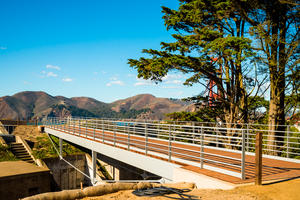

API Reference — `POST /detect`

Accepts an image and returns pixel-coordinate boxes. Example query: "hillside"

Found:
[111,94,194,119]
[0,91,193,120]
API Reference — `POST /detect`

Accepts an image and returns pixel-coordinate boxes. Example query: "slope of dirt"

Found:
[0,96,29,119]
[110,94,193,119]
[82,179,300,200]
[12,125,43,142]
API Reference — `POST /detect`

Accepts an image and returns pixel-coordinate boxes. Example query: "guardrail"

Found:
[43,117,300,180]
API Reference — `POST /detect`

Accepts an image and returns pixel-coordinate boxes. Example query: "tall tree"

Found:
[128,0,265,133]
[235,0,299,154]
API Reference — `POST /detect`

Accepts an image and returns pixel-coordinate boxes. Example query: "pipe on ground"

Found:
[22,182,195,200]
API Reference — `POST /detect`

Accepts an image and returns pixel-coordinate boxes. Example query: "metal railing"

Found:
[43,117,300,180]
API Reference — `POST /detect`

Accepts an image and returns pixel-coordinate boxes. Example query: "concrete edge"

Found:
[173,167,236,190]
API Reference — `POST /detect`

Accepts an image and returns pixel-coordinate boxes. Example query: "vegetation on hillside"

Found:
[167,96,270,124]
[49,104,97,118]
[0,144,19,162]
[46,103,153,119]
[32,134,83,159]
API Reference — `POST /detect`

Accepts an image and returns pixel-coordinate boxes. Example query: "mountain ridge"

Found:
[0,91,194,120]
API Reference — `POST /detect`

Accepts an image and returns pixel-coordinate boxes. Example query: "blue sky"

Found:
[0,0,204,103]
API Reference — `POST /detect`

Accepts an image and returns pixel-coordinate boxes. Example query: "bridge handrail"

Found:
[43,117,300,180]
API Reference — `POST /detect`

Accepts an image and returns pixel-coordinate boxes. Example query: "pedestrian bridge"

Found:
[44,117,300,188]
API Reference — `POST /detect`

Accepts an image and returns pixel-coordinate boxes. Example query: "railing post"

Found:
[192,122,195,144]
[79,120,81,136]
[246,124,249,152]
[241,129,246,180]
[157,124,160,138]
[113,123,116,147]
[124,123,126,134]
[145,124,148,155]
[216,127,219,148]
[73,119,75,134]
[85,120,88,138]
[255,131,262,185]
[168,125,172,161]
[287,125,290,158]
[102,120,105,142]
[200,126,204,168]
[64,119,66,132]
[93,120,96,140]
[128,124,130,150]
[134,122,136,135]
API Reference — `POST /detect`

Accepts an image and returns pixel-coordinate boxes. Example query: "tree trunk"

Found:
[267,2,287,156]
[268,84,285,155]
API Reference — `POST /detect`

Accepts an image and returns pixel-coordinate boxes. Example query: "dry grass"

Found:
[12,125,43,142]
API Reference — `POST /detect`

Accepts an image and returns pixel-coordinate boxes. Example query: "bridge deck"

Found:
[47,125,300,184]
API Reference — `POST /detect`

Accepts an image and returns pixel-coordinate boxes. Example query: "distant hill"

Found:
[0,91,194,120]
[111,94,194,119]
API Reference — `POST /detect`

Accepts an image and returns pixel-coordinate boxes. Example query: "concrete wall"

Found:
[0,171,51,200]
[0,134,15,143]
[43,154,89,190]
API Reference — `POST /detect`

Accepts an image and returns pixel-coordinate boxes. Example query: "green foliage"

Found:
[49,104,150,119]
[166,108,221,122]
[128,0,262,125]
[115,108,151,118]
[285,94,300,118]
[32,135,83,159]
[128,0,298,128]
[49,104,97,118]
[247,96,269,122]
[0,144,19,162]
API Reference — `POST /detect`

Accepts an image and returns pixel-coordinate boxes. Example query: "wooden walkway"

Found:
[48,125,300,184]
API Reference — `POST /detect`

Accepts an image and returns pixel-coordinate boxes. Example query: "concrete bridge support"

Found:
[96,153,160,181]
[59,137,63,159]
[92,150,97,184]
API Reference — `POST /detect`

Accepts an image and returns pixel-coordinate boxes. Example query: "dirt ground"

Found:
[82,178,300,200]
[12,125,43,142]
